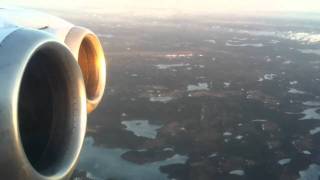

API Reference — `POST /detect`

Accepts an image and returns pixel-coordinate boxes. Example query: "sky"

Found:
[3,0,320,14]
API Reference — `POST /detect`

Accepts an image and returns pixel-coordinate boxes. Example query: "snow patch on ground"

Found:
[187,83,209,91]
[288,88,305,94]
[229,170,245,176]
[208,153,218,158]
[150,96,173,103]
[163,147,174,152]
[239,30,320,44]
[121,120,162,139]
[290,81,298,85]
[205,40,216,44]
[309,127,320,135]
[286,32,320,44]
[224,82,231,88]
[283,60,292,64]
[264,74,277,80]
[302,150,312,155]
[270,40,280,44]
[155,63,190,70]
[264,56,272,62]
[278,158,291,165]
[252,119,268,122]
[223,132,232,136]
[226,41,264,47]
[303,101,320,106]
[300,108,320,120]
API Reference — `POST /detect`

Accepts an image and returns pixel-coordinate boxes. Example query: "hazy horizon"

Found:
[3,0,320,16]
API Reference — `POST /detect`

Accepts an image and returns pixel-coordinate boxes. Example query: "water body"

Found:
[236,30,320,44]
[77,137,188,180]
[298,164,320,180]
[299,108,320,120]
[299,49,320,56]
[303,101,320,106]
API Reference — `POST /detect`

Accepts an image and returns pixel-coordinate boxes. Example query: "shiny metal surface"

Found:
[0,7,73,41]
[0,7,106,179]
[65,27,107,113]
[0,19,19,43]
[0,7,108,113]
[0,28,87,180]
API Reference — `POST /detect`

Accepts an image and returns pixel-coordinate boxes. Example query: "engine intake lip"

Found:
[18,42,85,177]
[65,27,108,113]
[0,29,86,180]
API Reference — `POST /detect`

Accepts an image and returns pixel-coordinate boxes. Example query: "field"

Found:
[57,11,320,180]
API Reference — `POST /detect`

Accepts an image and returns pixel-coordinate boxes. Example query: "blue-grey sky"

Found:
[3,0,320,14]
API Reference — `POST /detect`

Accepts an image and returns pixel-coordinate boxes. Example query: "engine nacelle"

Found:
[0,7,108,113]
[65,27,107,113]
[0,28,87,180]
[0,7,107,180]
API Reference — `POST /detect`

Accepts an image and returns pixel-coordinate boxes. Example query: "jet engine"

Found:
[0,7,108,113]
[0,8,107,180]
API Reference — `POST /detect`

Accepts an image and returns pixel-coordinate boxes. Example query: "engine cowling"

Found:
[0,7,108,113]
[0,7,107,179]
[0,28,87,179]
[65,27,107,113]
